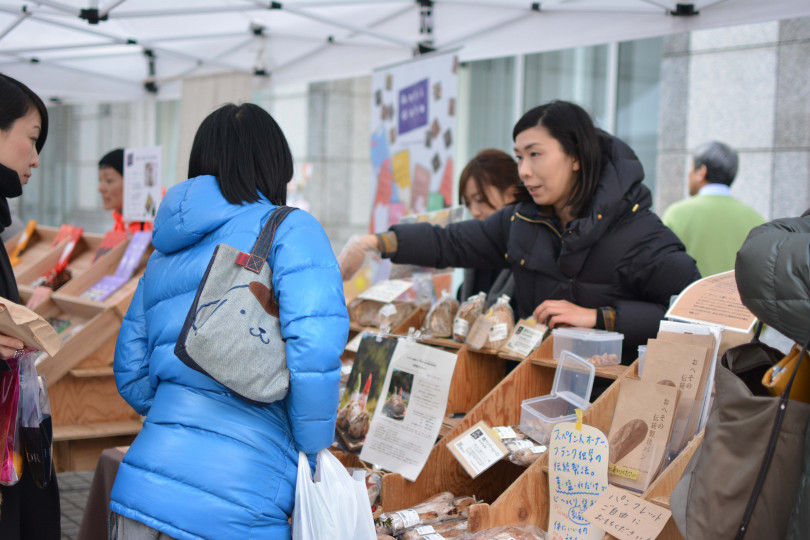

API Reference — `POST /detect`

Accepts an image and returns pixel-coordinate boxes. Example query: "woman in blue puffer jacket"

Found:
[109,103,349,539]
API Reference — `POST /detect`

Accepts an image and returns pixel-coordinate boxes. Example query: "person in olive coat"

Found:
[339,101,700,362]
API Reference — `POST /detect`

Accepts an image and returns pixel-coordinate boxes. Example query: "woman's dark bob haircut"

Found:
[512,100,602,217]
[458,148,522,208]
[0,73,49,153]
[188,103,293,206]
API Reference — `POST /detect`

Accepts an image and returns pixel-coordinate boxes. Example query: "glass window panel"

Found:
[464,56,516,158]
[522,45,609,129]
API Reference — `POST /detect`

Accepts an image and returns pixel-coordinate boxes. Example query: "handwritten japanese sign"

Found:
[548,422,609,540]
[583,485,671,540]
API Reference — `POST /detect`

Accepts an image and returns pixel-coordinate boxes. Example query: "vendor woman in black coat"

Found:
[340,100,700,362]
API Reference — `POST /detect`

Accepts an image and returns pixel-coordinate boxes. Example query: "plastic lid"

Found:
[552,326,624,341]
[551,350,596,409]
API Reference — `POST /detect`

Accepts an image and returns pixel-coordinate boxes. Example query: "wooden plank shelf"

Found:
[69,366,114,378]
[53,419,142,442]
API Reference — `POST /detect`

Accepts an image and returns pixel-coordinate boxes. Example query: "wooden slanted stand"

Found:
[6,225,152,471]
[359,336,699,539]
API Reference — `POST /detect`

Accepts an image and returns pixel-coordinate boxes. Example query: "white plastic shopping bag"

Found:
[292,449,376,540]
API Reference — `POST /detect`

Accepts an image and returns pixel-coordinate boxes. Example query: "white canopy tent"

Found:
[1,0,809,102]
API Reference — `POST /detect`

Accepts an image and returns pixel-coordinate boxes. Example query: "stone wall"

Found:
[656,16,810,220]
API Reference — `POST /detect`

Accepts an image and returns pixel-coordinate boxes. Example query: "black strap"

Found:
[736,329,810,539]
[244,206,296,274]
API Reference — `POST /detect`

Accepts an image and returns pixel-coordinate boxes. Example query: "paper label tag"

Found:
[504,322,546,357]
[424,535,445,540]
[608,463,640,480]
[357,279,412,303]
[453,318,470,338]
[510,439,534,450]
[530,445,547,454]
[345,332,365,353]
[489,322,509,342]
[492,426,517,440]
[395,509,421,528]
[465,317,492,350]
[415,525,436,534]
[452,426,506,476]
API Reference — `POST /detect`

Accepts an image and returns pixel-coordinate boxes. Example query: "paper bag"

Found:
[0,297,62,356]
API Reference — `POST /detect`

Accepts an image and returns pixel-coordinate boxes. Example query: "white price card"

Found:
[357,279,412,303]
[448,420,507,478]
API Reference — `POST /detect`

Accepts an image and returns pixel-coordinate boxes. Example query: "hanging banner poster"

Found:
[369,50,459,234]
[123,146,163,223]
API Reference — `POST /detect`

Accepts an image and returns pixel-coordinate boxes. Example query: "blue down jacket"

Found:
[110,175,348,539]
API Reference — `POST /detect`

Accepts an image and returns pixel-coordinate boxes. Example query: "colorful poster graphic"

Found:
[370,50,459,233]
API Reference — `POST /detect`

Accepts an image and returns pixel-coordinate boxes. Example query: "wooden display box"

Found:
[14,230,106,298]
[51,235,153,318]
[378,337,695,539]
[20,290,122,387]
[4,224,63,279]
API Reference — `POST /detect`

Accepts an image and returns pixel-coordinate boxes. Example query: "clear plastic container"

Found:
[519,351,596,444]
[552,327,624,363]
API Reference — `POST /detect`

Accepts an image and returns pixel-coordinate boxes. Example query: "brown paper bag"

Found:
[0,296,62,356]
[607,377,679,492]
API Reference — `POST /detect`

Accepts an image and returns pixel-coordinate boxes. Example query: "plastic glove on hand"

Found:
[337,234,380,281]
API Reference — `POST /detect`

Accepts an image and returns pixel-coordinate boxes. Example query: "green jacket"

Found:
[663,193,764,277]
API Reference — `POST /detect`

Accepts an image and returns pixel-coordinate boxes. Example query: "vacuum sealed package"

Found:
[453,292,486,342]
[422,290,459,338]
[484,295,515,350]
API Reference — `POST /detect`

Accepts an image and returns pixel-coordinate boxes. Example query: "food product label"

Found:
[489,323,509,342]
[424,535,445,540]
[453,318,469,338]
[452,426,506,476]
[608,463,640,480]
[503,322,546,357]
[415,525,436,534]
[492,426,517,440]
[395,509,420,528]
[530,445,547,454]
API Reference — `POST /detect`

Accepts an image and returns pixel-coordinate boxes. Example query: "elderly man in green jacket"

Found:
[663,141,764,277]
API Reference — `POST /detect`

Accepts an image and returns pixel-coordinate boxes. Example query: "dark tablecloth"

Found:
[77,446,127,540]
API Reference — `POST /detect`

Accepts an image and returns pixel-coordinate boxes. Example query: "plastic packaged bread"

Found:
[484,295,514,350]
[453,292,486,342]
[422,290,459,338]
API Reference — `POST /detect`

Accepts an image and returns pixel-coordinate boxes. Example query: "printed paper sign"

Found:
[665,270,756,333]
[398,78,429,134]
[357,279,412,304]
[123,146,163,223]
[448,420,507,478]
[548,422,610,540]
[583,485,672,540]
[360,339,458,481]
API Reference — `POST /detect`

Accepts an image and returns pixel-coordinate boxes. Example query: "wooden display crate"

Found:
[51,235,153,318]
[4,224,63,279]
[377,336,695,539]
[15,229,106,298]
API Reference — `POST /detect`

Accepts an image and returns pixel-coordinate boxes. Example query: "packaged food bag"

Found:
[453,292,486,342]
[422,290,459,338]
[484,295,515,350]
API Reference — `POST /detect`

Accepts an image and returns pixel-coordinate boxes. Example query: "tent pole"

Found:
[0,12,30,43]
[280,4,414,48]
